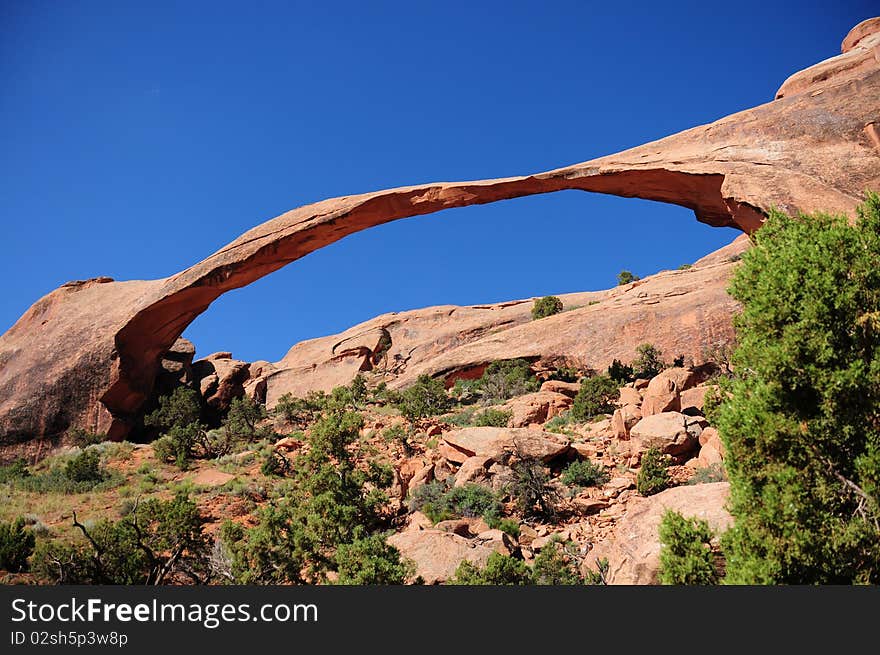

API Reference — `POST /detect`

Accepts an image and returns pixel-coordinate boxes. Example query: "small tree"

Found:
[658,510,719,585]
[64,449,105,484]
[561,459,608,488]
[607,359,634,384]
[570,374,617,421]
[510,456,559,519]
[632,343,666,379]
[617,270,640,285]
[397,375,451,422]
[532,295,564,320]
[532,539,584,585]
[717,195,880,584]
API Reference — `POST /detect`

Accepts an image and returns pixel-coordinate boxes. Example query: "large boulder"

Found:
[584,482,732,584]
[629,412,702,458]
[387,529,497,584]
[441,427,570,463]
[502,391,572,427]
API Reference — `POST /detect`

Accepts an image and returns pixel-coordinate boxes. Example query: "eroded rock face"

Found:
[1,18,878,444]
[387,529,496,584]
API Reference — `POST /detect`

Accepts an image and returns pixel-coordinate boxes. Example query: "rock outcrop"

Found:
[1,19,878,444]
[583,482,732,585]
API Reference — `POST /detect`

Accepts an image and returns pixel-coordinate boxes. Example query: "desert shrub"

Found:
[673,355,686,367]
[561,459,608,488]
[486,516,520,538]
[145,388,208,469]
[478,359,540,403]
[409,481,502,524]
[717,194,880,584]
[446,407,477,426]
[543,412,573,435]
[607,359,634,384]
[64,449,104,483]
[275,390,329,427]
[221,396,271,444]
[335,534,413,585]
[396,375,451,422]
[531,295,563,320]
[632,343,666,379]
[151,422,203,469]
[474,408,511,427]
[32,493,209,584]
[583,557,610,585]
[0,458,31,483]
[570,374,617,421]
[145,386,202,432]
[532,539,584,585]
[218,410,402,584]
[658,510,719,585]
[382,424,410,448]
[510,458,559,519]
[548,366,580,383]
[260,450,290,477]
[617,270,639,285]
[0,517,35,572]
[449,552,532,585]
[637,447,670,496]
[688,463,727,485]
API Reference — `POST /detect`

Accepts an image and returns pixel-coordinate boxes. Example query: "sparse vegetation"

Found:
[474,408,511,427]
[637,447,670,496]
[449,552,532,585]
[531,295,563,320]
[510,457,559,519]
[410,481,502,525]
[607,359,634,384]
[688,463,727,485]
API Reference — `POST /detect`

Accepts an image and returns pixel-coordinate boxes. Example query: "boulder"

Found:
[618,387,642,406]
[629,411,701,458]
[680,385,715,414]
[441,427,570,463]
[583,482,732,584]
[540,380,581,398]
[453,455,494,487]
[502,391,572,427]
[611,404,642,439]
[688,427,725,469]
[387,530,496,584]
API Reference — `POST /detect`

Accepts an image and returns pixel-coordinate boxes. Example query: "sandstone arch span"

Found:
[1,18,878,443]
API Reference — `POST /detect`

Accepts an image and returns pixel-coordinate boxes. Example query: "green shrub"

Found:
[658,510,719,585]
[637,447,670,496]
[532,540,584,585]
[221,396,271,445]
[717,194,880,584]
[409,481,502,524]
[486,516,520,538]
[544,411,573,434]
[478,359,540,403]
[335,534,413,585]
[561,459,609,488]
[617,270,639,285]
[0,517,35,572]
[632,343,666,379]
[531,295,563,320]
[449,552,532,585]
[474,408,511,427]
[548,366,580,383]
[570,374,617,421]
[275,390,329,427]
[145,386,202,432]
[260,450,290,477]
[607,359,634,384]
[64,449,104,483]
[396,375,451,422]
[677,263,693,270]
[0,458,31,483]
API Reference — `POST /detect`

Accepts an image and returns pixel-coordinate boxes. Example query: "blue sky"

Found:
[1,1,874,362]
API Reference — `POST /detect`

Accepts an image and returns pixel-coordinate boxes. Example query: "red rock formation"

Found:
[1,19,877,444]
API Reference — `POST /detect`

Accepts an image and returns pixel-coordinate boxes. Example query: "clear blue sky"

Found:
[1,1,874,362]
